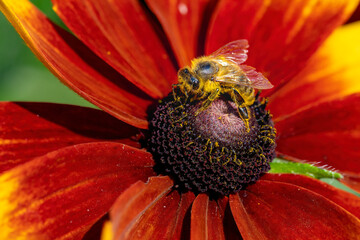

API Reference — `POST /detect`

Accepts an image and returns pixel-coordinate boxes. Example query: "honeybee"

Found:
[173,40,273,131]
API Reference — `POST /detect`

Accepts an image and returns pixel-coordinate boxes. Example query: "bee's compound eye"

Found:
[180,68,190,75]
[179,68,191,79]
[190,75,200,90]
[197,61,216,76]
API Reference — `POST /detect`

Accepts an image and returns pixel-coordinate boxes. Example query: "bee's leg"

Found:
[172,84,181,101]
[172,83,189,104]
[183,87,189,101]
[240,106,252,132]
[255,90,261,99]
[231,88,250,132]
[195,88,220,116]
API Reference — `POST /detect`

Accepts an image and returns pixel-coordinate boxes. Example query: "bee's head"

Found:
[178,67,200,90]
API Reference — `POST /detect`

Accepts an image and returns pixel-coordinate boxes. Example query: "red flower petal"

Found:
[191,194,226,240]
[110,176,195,240]
[221,198,243,240]
[230,180,360,240]
[206,0,358,90]
[0,102,141,173]
[146,0,214,66]
[262,174,360,219]
[0,142,156,240]
[275,94,360,179]
[269,22,360,119]
[0,0,153,129]
[52,0,177,98]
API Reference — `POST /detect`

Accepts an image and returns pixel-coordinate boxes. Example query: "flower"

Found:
[1,0,360,239]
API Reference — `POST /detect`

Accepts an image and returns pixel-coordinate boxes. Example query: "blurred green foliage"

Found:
[0,0,93,107]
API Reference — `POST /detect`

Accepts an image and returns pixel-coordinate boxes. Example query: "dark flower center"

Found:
[147,89,276,196]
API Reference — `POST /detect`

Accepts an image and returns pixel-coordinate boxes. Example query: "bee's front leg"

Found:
[172,84,180,101]
[195,88,220,116]
[172,83,189,103]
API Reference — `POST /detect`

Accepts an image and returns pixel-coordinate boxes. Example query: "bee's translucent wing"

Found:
[213,72,250,85]
[214,65,273,89]
[210,40,273,89]
[210,40,249,65]
[239,65,273,89]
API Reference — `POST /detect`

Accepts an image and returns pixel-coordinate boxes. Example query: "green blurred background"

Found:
[0,0,93,107]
